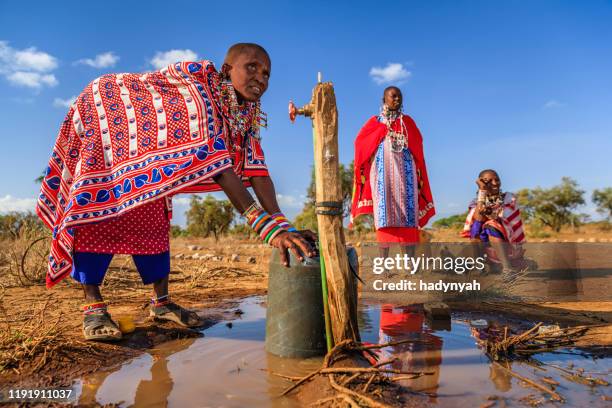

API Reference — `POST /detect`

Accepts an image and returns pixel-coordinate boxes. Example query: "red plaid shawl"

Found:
[461,192,526,243]
[37,61,268,287]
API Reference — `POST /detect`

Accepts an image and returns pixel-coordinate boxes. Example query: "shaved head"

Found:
[382,86,402,111]
[479,169,499,178]
[383,86,402,97]
[224,43,270,65]
[477,169,501,194]
[221,43,271,102]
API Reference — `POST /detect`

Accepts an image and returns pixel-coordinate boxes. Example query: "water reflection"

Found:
[77,338,195,407]
[75,297,610,408]
[375,305,443,402]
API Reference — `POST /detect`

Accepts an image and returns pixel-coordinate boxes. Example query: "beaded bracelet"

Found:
[477,190,487,204]
[271,212,298,232]
[243,201,264,224]
[242,202,291,244]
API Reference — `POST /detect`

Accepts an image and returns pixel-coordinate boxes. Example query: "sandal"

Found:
[83,312,122,342]
[149,302,202,327]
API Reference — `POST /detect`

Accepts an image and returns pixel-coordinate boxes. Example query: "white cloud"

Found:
[0,195,37,213]
[9,45,57,72]
[369,63,412,85]
[75,51,119,68]
[543,99,565,109]
[149,49,198,69]
[276,194,303,209]
[53,95,77,108]
[0,41,59,89]
[172,196,192,205]
[7,71,57,88]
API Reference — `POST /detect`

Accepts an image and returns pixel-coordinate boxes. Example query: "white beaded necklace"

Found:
[381,105,407,152]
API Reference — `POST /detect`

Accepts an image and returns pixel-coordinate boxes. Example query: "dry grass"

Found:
[0,225,50,287]
[0,296,106,376]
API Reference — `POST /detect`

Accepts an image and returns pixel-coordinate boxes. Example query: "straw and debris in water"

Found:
[480,322,591,360]
[274,323,609,407]
[273,339,436,408]
[473,322,610,403]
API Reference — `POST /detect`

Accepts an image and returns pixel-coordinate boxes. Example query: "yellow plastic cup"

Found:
[116,316,135,334]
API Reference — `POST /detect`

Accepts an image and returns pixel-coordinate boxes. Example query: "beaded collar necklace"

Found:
[484,191,504,208]
[209,71,268,147]
[380,105,406,152]
[219,80,267,134]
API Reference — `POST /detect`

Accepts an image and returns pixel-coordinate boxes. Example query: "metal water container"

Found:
[265,249,326,358]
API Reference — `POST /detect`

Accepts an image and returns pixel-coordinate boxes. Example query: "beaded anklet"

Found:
[83,302,108,315]
[151,295,171,307]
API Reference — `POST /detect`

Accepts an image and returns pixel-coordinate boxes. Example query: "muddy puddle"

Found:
[72,297,610,407]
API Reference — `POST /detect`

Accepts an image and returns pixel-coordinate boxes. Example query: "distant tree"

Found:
[170,225,186,238]
[229,222,256,239]
[432,212,468,229]
[517,177,585,232]
[186,195,235,241]
[515,188,534,221]
[350,214,375,235]
[293,162,354,232]
[592,188,612,221]
[294,204,318,232]
[0,212,45,240]
[339,162,355,218]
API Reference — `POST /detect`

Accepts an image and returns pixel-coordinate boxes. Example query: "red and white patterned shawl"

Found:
[461,192,526,243]
[37,60,268,287]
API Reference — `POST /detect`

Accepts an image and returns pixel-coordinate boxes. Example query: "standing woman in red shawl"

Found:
[350,87,435,258]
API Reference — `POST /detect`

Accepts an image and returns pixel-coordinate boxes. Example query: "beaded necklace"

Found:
[484,191,505,218]
[381,105,406,152]
[211,73,268,152]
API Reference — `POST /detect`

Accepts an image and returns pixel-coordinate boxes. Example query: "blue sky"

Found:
[1,0,611,226]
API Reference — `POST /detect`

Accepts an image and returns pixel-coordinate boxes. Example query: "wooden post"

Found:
[312,83,360,343]
[290,82,360,344]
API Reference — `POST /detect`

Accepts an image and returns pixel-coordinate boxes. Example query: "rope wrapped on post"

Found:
[315,201,344,216]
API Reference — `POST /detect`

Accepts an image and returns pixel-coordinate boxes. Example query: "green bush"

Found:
[0,212,45,240]
[432,212,467,229]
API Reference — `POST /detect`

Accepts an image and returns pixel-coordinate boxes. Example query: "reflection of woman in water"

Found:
[79,338,196,406]
[469,326,512,392]
[377,305,443,401]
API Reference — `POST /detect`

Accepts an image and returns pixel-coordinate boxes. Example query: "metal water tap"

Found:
[288,100,313,123]
[288,72,323,123]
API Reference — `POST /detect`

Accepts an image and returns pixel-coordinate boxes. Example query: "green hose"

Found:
[319,247,333,351]
[312,125,333,352]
